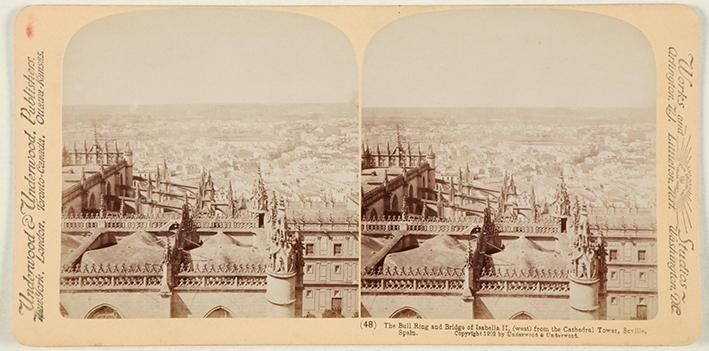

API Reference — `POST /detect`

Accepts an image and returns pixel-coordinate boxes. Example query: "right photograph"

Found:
[360,9,657,320]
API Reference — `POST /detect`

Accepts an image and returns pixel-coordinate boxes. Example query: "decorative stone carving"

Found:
[267,194,301,275]
[252,166,269,212]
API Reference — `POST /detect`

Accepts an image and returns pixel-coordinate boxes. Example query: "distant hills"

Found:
[363,107,654,124]
[63,103,356,123]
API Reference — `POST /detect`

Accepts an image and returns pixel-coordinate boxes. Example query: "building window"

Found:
[333,290,340,297]
[637,250,646,262]
[639,272,646,281]
[305,243,314,255]
[610,297,617,305]
[609,249,618,261]
[333,243,343,256]
[610,271,617,279]
[334,265,341,274]
[306,290,312,298]
[306,264,313,273]
[638,297,645,304]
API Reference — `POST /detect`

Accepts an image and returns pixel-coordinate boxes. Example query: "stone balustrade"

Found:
[60,263,268,292]
[288,218,359,233]
[61,213,358,233]
[175,273,267,290]
[177,263,266,274]
[477,267,569,296]
[477,280,570,296]
[479,267,568,281]
[361,217,480,235]
[60,263,163,291]
[495,220,562,234]
[361,265,571,296]
[361,265,465,294]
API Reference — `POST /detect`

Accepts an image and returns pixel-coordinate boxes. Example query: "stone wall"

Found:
[473,295,570,320]
[361,294,471,319]
[61,291,171,318]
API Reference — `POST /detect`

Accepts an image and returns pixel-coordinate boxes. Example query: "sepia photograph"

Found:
[9,3,705,347]
[59,9,360,319]
[360,9,657,320]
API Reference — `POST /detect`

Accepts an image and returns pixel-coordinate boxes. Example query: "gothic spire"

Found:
[395,124,402,151]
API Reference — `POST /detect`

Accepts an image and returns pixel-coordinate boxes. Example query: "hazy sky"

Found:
[64,9,356,105]
[364,9,655,109]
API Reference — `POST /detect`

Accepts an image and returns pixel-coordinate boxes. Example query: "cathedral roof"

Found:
[186,232,266,266]
[361,166,405,193]
[361,236,385,258]
[383,234,467,269]
[61,234,86,265]
[81,230,172,266]
[490,237,567,270]
[62,165,104,190]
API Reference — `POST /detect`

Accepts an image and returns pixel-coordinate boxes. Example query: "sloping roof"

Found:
[81,230,170,266]
[361,167,404,193]
[61,234,85,265]
[186,231,265,265]
[383,234,467,268]
[490,237,566,270]
[361,236,385,258]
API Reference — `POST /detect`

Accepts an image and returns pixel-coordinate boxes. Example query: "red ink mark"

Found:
[25,22,33,39]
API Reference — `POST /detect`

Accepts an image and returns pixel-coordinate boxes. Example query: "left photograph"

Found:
[59,10,360,319]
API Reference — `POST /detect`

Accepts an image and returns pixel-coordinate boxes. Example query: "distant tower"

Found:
[265,194,300,318]
[568,200,603,320]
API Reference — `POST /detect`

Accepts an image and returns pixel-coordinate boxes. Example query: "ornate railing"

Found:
[193,217,257,230]
[60,263,163,291]
[60,263,268,291]
[62,213,358,233]
[288,218,358,233]
[479,267,568,280]
[361,217,480,235]
[477,280,569,295]
[477,267,569,296]
[495,218,562,234]
[361,217,564,235]
[176,263,266,274]
[175,263,267,290]
[361,266,465,294]
[361,266,571,296]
